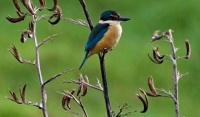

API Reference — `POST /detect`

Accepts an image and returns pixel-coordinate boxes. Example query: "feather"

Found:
[85,23,109,50]
[79,51,89,70]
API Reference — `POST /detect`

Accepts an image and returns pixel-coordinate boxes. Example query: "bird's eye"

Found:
[110,15,119,20]
[111,15,119,18]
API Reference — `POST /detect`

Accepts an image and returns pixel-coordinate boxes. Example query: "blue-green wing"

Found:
[85,23,109,51]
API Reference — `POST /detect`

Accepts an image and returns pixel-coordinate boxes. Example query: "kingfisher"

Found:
[79,10,130,69]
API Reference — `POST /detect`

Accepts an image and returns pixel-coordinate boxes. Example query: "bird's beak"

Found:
[117,17,130,21]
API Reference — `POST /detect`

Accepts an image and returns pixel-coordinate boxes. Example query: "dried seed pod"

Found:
[153,47,165,60]
[9,90,22,104]
[81,76,89,96]
[151,30,164,42]
[48,0,58,11]
[77,75,83,96]
[21,29,33,43]
[153,48,164,64]
[62,95,69,110]
[81,84,88,96]
[13,0,24,14]
[185,40,191,59]
[77,84,83,96]
[48,6,62,25]
[163,29,173,39]
[19,84,27,102]
[148,77,160,96]
[62,90,75,110]
[148,53,159,64]
[20,0,34,15]
[29,21,34,32]
[39,0,46,9]
[6,14,27,23]
[136,91,148,113]
[9,46,23,63]
[148,47,164,64]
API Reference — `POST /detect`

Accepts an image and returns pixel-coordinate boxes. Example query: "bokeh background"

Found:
[0,0,199,117]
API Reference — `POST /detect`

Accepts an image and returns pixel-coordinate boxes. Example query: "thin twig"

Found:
[64,18,89,28]
[38,33,64,47]
[78,97,88,117]
[156,88,176,100]
[64,79,103,92]
[5,96,42,108]
[43,68,75,86]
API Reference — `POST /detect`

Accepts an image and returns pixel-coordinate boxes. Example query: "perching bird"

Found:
[79,10,130,69]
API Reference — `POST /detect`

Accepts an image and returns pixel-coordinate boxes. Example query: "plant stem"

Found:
[167,30,180,117]
[32,15,48,117]
[79,0,93,30]
[99,53,112,117]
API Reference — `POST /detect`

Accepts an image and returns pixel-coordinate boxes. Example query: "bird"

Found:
[79,10,130,69]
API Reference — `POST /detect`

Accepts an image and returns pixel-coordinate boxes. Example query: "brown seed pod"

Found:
[19,84,27,102]
[39,0,46,9]
[13,0,24,14]
[136,91,148,113]
[6,14,27,23]
[48,6,62,25]
[185,40,191,59]
[48,0,58,11]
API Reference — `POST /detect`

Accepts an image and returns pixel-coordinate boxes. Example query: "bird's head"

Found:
[100,10,130,23]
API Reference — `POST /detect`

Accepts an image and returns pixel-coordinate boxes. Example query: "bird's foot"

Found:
[103,48,108,54]
[99,48,108,58]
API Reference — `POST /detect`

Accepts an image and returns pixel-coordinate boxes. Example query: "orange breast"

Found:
[88,24,122,57]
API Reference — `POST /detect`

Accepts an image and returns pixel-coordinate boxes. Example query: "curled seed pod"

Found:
[148,77,160,96]
[6,14,27,23]
[20,0,34,15]
[152,47,164,64]
[48,6,62,25]
[62,95,71,110]
[148,47,164,64]
[153,47,165,60]
[163,29,173,39]
[9,90,22,104]
[62,90,75,110]
[77,75,83,96]
[39,0,46,9]
[136,91,148,113]
[148,53,159,64]
[151,30,164,42]
[13,0,24,14]
[81,84,88,96]
[21,29,33,43]
[185,40,191,59]
[9,46,23,63]
[77,84,83,96]
[19,84,27,103]
[29,21,34,32]
[82,76,89,96]
[62,95,68,110]
[48,0,58,11]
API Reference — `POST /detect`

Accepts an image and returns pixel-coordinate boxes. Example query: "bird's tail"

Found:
[79,52,89,70]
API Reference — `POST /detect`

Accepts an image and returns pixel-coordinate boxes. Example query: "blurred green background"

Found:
[0,0,199,117]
